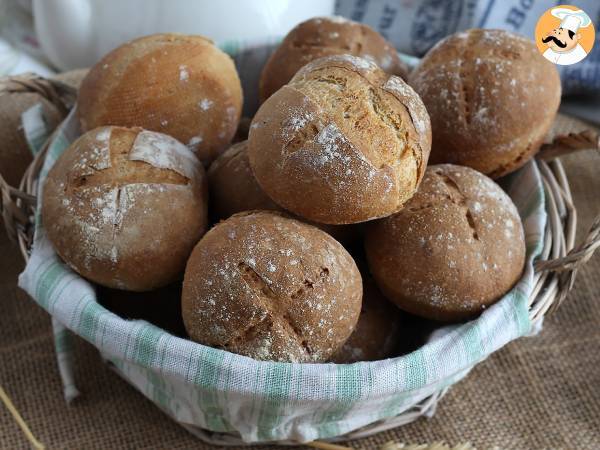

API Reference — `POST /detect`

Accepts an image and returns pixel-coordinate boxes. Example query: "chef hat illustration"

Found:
[551,8,592,33]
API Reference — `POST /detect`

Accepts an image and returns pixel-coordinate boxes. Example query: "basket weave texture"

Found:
[1,74,599,445]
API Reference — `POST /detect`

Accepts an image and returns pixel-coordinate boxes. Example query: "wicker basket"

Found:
[1,74,599,446]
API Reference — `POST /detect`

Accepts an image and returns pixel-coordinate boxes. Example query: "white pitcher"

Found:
[33,0,334,70]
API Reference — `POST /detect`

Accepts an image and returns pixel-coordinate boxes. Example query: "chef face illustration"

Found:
[536,7,594,66]
[542,26,580,53]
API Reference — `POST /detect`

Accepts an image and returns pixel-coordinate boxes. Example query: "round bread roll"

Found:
[43,126,208,291]
[182,211,363,362]
[409,29,561,178]
[259,16,408,102]
[208,140,359,243]
[0,86,64,186]
[330,279,401,363]
[365,164,526,322]
[78,33,243,165]
[249,55,431,225]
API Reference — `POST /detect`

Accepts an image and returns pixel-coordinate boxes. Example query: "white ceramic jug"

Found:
[33,0,334,70]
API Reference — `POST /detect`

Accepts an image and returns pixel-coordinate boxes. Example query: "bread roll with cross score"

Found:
[182,211,363,363]
[365,164,526,322]
[78,33,243,166]
[259,16,409,102]
[249,54,432,225]
[42,126,208,291]
[409,28,561,178]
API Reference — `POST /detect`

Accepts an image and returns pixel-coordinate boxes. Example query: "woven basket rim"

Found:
[1,73,599,444]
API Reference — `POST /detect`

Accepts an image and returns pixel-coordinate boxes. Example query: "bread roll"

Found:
[330,279,401,363]
[259,16,408,102]
[409,29,561,178]
[79,33,243,165]
[43,126,208,291]
[207,140,359,243]
[249,55,431,225]
[365,164,526,321]
[182,211,362,362]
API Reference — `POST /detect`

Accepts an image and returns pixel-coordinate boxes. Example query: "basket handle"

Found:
[534,129,600,289]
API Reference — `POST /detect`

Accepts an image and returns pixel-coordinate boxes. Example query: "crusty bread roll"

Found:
[0,87,64,186]
[259,16,408,102]
[409,29,561,178]
[78,33,243,165]
[249,55,431,225]
[43,126,208,291]
[365,164,526,322]
[330,278,401,363]
[182,211,362,362]
[208,140,359,243]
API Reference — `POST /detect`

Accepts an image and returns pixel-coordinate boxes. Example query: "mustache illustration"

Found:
[542,35,567,48]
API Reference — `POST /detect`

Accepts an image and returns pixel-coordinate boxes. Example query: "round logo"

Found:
[535,5,595,66]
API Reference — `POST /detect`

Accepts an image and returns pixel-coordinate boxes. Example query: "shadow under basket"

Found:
[1,74,599,446]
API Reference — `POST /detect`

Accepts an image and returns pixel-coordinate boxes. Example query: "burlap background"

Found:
[1,116,598,449]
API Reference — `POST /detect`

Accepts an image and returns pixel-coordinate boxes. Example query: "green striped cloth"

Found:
[18,107,546,443]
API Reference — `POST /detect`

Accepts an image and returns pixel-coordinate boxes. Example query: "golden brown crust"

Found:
[365,164,526,322]
[330,278,401,363]
[42,126,208,291]
[409,29,561,178]
[0,92,63,186]
[249,55,431,225]
[181,211,363,362]
[78,33,243,165]
[259,16,408,102]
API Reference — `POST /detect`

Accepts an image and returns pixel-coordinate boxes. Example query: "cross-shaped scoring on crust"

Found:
[68,128,193,231]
